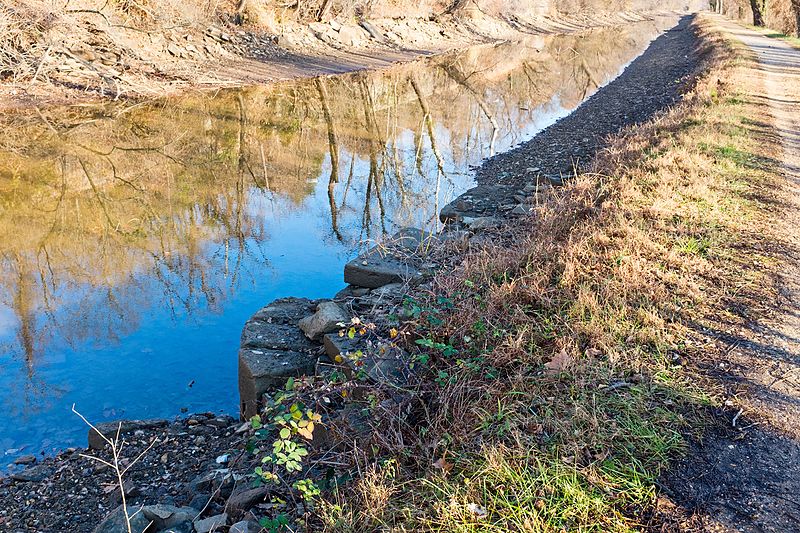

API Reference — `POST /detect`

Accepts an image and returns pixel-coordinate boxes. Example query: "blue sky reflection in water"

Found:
[0,18,675,465]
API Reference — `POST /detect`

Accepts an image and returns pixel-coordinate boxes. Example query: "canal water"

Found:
[0,16,678,466]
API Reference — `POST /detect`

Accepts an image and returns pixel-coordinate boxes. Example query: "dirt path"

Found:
[663,18,800,533]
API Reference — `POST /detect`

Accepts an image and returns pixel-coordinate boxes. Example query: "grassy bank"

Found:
[290,16,788,532]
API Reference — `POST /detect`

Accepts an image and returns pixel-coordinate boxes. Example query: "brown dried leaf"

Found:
[432,456,453,474]
[544,349,573,374]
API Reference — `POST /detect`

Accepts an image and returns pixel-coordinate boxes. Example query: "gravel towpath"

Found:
[663,18,800,533]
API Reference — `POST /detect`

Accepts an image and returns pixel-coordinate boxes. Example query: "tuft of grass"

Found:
[762,31,800,48]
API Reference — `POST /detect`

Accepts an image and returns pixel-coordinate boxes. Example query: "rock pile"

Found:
[238,227,438,418]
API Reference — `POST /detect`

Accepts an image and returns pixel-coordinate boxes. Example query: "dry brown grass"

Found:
[309,15,790,532]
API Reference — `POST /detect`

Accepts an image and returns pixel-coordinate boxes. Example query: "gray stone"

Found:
[88,419,168,450]
[336,24,368,46]
[250,297,317,324]
[323,334,407,385]
[241,320,314,351]
[359,20,385,41]
[370,282,405,300]
[334,285,371,300]
[13,454,36,465]
[93,505,151,533]
[344,228,433,289]
[439,229,470,244]
[10,464,51,482]
[239,298,321,418]
[510,205,531,216]
[523,182,552,194]
[157,523,193,533]
[193,513,228,533]
[230,520,260,533]
[464,217,501,231]
[239,347,317,418]
[298,301,350,340]
[228,485,269,514]
[142,504,198,529]
[344,255,420,289]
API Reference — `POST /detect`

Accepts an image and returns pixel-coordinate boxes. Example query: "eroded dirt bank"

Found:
[0,1,703,110]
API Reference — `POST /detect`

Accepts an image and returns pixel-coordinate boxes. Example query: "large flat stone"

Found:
[239,348,317,418]
[343,228,435,289]
[250,297,316,324]
[241,320,314,352]
[239,298,321,418]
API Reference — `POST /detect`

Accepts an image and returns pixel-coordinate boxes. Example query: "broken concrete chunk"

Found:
[298,301,350,340]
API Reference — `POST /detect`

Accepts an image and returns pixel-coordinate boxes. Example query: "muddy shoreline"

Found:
[0,12,705,533]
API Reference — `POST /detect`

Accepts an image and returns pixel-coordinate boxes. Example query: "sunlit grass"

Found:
[316,16,786,532]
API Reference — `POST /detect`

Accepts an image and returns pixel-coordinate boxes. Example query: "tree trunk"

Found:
[793,0,800,37]
[234,0,248,25]
[750,0,766,26]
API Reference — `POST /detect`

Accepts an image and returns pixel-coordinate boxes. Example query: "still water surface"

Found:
[0,17,677,465]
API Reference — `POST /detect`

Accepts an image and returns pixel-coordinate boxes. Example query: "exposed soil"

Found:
[658,18,800,533]
[0,8,686,110]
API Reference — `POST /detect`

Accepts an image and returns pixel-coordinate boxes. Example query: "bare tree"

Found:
[749,0,766,26]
